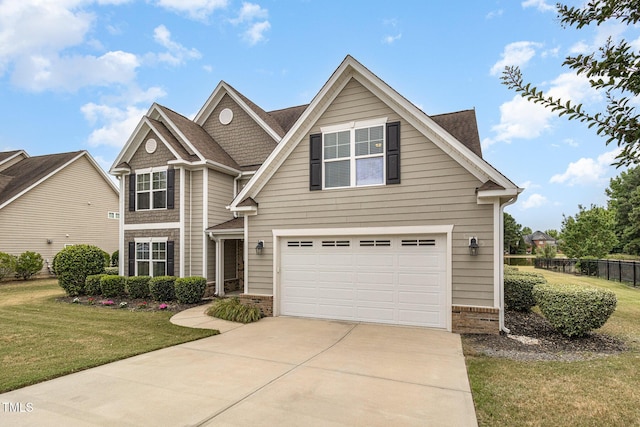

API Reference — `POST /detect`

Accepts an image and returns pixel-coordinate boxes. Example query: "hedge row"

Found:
[504,270,547,312]
[81,274,207,304]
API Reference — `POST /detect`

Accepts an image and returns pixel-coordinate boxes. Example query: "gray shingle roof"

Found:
[431,110,483,158]
[0,151,82,206]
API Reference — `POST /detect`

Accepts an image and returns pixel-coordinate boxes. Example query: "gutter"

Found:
[499,196,518,334]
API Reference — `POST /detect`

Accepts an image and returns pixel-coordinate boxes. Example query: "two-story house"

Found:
[111,56,521,334]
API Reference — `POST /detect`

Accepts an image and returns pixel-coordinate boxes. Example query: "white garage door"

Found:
[279,235,448,328]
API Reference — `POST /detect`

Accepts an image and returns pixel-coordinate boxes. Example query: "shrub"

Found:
[175,276,207,304]
[14,251,44,280]
[0,252,16,280]
[85,274,106,295]
[533,284,617,337]
[504,272,547,312]
[149,276,176,301]
[504,265,519,273]
[207,297,262,323]
[577,256,599,276]
[111,250,119,267]
[126,276,151,299]
[53,245,107,296]
[100,275,126,298]
[103,267,119,275]
[505,270,545,280]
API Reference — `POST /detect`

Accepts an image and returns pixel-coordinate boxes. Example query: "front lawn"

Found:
[0,279,217,393]
[464,267,640,426]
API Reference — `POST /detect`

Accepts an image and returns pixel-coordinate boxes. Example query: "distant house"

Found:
[524,231,557,251]
[110,56,521,333]
[0,150,119,276]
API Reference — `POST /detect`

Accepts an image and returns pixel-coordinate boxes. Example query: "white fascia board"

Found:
[167,159,241,176]
[229,205,258,215]
[0,150,29,167]
[110,117,148,173]
[123,222,181,230]
[230,64,354,209]
[153,104,205,162]
[221,83,282,142]
[477,188,522,204]
[0,151,86,210]
[272,225,454,237]
[193,81,227,124]
[146,118,190,162]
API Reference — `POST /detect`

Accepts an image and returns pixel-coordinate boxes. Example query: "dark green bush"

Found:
[111,250,119,267]
[577,257,599,276]
[0,252,16,280]
[85,274,106,295]
[149,276,176,301]
[103,267,119,275]
[533,284,617,337]
[14,251,43,280]
[126,276,151,299]
[504,272,547,312]
[207,297,262,323]
[175,276,207,304]
[100,275,126,298]
[53,245,107,296]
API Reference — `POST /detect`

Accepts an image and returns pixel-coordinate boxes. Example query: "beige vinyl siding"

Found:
[247,77,495,306]
[186,170,204,276]
[206,169,236,281]
[0,155,119,276]
[183,169,192,274]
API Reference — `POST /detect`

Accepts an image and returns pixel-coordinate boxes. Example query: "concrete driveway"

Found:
[0,310,477,426]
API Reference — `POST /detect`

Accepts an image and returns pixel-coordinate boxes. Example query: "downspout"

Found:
[499,197,517,333]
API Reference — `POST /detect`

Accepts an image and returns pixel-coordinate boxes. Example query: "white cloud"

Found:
[550,148,622,186]
[486,9,504,19]
[230,2,268,24]
[154,0,228,21]
[521,193,548,209]
[520,180,541,190]
[81,86,166,148]
[243,21,270,45]
[383,33,402,45]
[150,25,201,66]
[490,41,542,76]
[521,0,555,12]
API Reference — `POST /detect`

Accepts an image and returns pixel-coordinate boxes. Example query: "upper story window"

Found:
[310,120,400,191]
[320,118,391,189]
[128,165,176,212]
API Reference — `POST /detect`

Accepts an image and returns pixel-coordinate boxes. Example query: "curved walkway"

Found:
[169,302,244,333]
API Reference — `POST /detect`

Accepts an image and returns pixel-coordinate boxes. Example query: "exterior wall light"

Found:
[469,237,479,256]
[256,240,264,255]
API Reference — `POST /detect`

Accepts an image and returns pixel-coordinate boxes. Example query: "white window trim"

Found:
[135,166,169,211]
[321,117,388,190]
[134,237,168,277]
[108,211,120,219]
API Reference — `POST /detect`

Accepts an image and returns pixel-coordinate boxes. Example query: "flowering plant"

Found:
[101,300,114,306]
[119,302,128,308]
[158,303,168,310]
[88,297,95,305]
[137,301,148,309]
[72,297,80,304]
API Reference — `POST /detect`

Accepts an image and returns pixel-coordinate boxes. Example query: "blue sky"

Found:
[1,0,637,232]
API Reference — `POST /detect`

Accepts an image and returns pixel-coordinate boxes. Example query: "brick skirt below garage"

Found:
[452,306,500,334]
[238,294,273,317]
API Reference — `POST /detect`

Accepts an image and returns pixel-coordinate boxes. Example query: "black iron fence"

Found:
[534,258,640,287]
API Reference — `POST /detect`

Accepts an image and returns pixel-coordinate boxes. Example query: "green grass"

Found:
[0,279,218,393]
[465,267,640,426]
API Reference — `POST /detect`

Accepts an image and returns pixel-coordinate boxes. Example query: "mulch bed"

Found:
[57,295,213,313]
[463,310,627,361]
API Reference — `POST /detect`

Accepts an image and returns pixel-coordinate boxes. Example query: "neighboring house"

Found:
[524,231,558,251]
[0,150,119,276]
[110,56,521,333]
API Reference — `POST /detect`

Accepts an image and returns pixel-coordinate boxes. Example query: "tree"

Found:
[502,0,640,167]
[544,229,560,240]
[522,226,533,235]
[606,166,640,254]
[504,212,523,254]
[560,204,618,258]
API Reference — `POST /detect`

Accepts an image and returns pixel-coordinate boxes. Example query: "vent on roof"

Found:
[322,240,350,247]
[287,241,313,247]
[401,239,436,247]
[359,239,391,247]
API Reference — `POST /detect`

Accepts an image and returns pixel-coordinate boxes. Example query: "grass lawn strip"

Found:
[464,267,640,426]
[0,279,218,393]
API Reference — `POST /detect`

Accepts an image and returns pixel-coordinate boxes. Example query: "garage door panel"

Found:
[280,234,448,329]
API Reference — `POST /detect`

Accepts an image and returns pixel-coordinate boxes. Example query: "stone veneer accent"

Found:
[238,294,273,317]
[451,305,500,334]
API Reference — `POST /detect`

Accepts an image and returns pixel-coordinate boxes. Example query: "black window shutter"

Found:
[128,242,135,276]
[128,174,136,211]
[386,121,401,185]
[167,241,175,276]
[167,169,175,210]
[309,133,322,191]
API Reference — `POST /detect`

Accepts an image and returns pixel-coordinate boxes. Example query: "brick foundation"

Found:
[451,305,500,334]
[238,294,273,317]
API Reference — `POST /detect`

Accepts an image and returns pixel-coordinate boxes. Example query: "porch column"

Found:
[216,238,225,296]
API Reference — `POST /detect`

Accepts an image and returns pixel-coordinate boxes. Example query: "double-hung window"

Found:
[322,119,386,189]
[135,239,166,277]
[136,170,167,210]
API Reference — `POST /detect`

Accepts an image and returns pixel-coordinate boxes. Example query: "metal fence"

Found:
[534,258,640,287]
